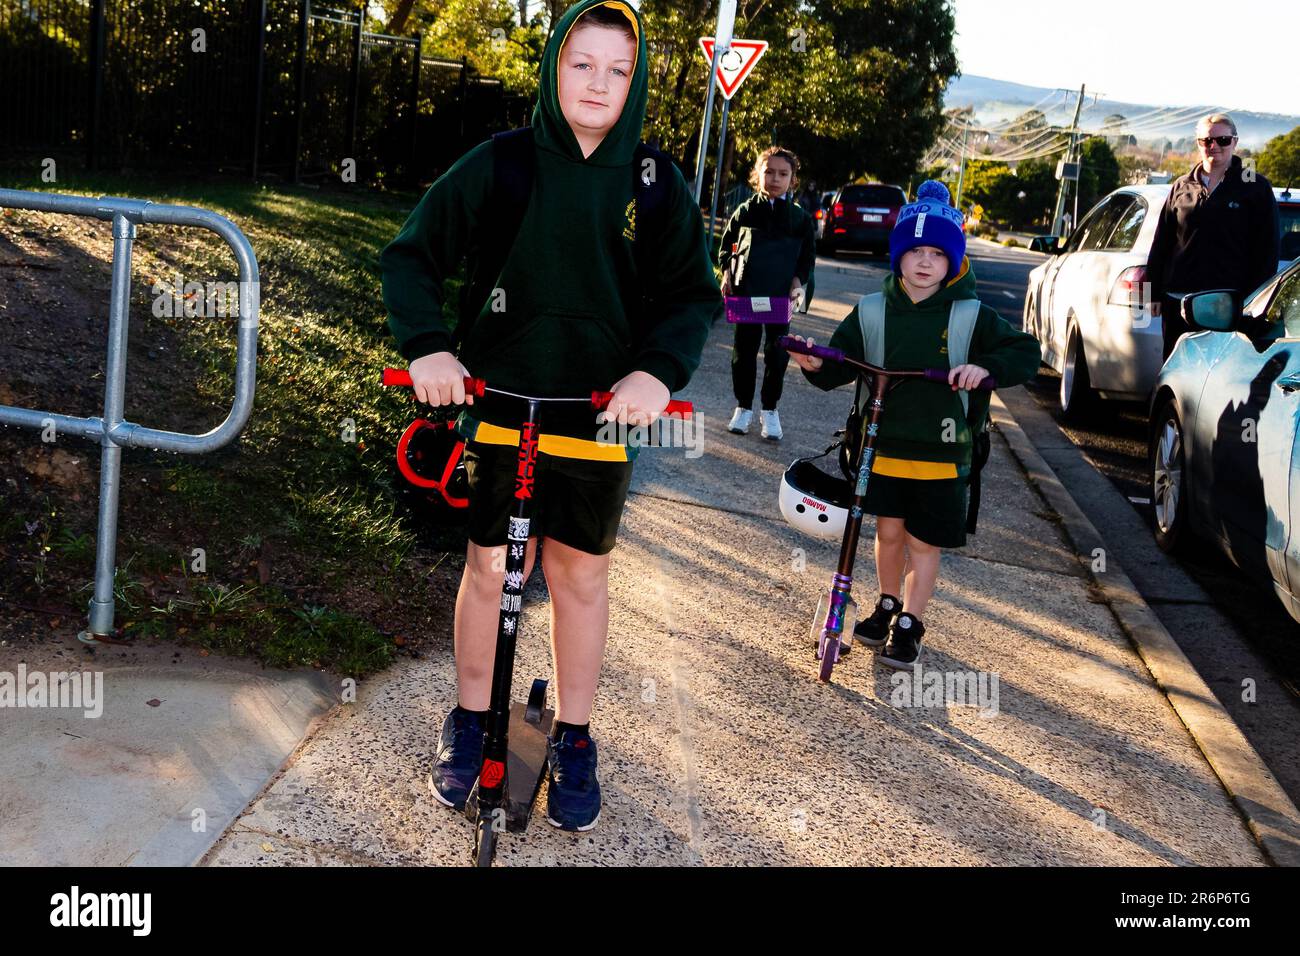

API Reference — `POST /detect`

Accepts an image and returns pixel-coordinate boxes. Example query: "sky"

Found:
[953,0,1297,117]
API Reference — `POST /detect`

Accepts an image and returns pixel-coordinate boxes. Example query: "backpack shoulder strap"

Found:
[856,292,886,367]
[461,127,535,333]
[631,142,673,281]
[632,142,673,231]
[628,142,675,337]
[854,292,886,415]
[490,126,535,218]
[946,298,982,418]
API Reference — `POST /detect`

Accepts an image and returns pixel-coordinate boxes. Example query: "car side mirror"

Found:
[1182,290,1238,332]
[1029,235,1061,254]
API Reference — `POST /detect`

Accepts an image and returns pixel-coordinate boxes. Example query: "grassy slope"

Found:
[0,171,464,677]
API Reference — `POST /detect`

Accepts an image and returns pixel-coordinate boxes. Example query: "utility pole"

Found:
[954,125,970,211]
[1051,84,1086,236]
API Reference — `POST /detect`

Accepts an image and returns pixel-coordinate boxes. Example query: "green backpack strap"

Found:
[855,292,886,414]
[946,298,981,419]
[946,297,990,535]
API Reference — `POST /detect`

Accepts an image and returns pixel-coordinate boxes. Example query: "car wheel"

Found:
[1150,401,1189,554]
[1059,327,1097,421]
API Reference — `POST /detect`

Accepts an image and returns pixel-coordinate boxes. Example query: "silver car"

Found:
[1025,185,1300,419]
[1150,261,1300,623]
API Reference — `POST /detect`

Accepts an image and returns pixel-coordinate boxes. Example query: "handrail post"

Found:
[86,211,137,635]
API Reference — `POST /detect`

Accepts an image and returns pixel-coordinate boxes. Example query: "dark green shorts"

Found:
[863,472,969,549]
[461,441,634,556]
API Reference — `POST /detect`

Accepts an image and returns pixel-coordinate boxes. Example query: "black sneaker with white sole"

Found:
[879,612,925,670]
[853,594,901,648]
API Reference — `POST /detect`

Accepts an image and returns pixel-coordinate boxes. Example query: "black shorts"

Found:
[461,440,634,556]
[863,472,969,549]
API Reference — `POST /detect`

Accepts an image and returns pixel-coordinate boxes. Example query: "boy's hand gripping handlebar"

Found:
[779,336,997,391]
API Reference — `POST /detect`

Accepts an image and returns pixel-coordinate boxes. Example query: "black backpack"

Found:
[456,126,675,345]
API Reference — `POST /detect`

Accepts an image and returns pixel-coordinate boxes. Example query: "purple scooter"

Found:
[780,335,995,683]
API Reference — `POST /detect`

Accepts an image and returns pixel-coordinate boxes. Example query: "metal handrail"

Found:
[0,188,261,638]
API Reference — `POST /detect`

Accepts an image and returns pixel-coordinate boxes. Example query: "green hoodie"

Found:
[379,0,721,439]
[801,260,1040,466]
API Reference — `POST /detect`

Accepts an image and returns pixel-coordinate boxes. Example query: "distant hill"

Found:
[944,74,1299,149]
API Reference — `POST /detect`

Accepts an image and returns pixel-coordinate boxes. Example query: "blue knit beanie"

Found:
[889,180,966,282]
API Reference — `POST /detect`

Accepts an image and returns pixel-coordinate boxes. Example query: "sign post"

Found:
[697,37,769,237]
[691,0,736,205]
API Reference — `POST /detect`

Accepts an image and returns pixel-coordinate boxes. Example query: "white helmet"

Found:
[779,456,852,539]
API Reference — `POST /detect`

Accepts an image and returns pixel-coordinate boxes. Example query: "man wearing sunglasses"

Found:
[1146,113,1280,359]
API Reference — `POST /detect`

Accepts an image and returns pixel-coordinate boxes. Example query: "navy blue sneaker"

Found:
[428,707,484,811]
[546,730,601,831]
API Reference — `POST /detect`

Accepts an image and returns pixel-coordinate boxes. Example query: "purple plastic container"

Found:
[725,295,793,324]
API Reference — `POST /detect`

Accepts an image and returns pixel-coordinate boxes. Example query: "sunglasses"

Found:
[1198,136,1236,148]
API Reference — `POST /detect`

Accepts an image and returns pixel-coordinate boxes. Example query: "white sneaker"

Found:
[727,407,752,434]
[760,409,783,441]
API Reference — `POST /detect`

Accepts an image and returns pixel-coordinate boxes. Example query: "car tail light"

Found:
[833,227,847,234]
[1108,265,1149,307]
[833,203,843,219]
[814,209,823,220]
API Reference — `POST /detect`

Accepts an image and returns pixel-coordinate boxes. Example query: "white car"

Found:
[1024,185,1300,418]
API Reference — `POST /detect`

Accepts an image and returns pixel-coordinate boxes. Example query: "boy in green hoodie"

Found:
[380,0,720,831]
[789,181,1038,671]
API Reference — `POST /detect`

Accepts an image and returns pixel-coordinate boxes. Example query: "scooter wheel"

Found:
[474,815,496,867]
[817,633,838,683]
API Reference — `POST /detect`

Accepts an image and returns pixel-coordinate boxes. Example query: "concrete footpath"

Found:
[198,261,1281,867]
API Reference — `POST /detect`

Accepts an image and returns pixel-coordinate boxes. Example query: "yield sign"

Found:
[698,37,768,100]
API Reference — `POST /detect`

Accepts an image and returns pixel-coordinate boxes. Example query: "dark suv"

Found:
[817,183,908,257]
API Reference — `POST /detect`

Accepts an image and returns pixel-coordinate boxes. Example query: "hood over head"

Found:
[533,0,648,166]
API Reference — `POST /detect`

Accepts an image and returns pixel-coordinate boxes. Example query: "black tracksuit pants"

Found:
[731,321,791,410]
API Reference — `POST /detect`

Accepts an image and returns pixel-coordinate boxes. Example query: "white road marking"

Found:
[1002,291,1016,299]
[1128,496,1151,505]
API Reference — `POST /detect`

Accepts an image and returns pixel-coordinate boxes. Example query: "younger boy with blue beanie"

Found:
[788,181,1039,670]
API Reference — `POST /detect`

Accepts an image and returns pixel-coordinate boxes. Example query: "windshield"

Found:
[840,185,905,206]
[1280,204,1300,262]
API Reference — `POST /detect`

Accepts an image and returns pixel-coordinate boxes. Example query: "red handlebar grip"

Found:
[590,392,693,418]
[381,368,483,399]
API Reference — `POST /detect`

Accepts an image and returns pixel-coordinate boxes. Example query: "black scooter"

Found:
[383,368,692,864]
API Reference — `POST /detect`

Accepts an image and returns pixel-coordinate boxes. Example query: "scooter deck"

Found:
[467,700,555,834]
[502,700,554,832]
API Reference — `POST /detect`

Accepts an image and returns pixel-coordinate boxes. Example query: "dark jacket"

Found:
[379,0,721,432]
[1146,155,1280,303]
[801,261,1040,467]
[717,194,816,300]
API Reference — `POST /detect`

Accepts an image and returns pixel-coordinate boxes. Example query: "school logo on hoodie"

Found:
[623,198,637,241]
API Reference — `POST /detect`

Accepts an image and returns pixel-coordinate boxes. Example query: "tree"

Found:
[1013,157,1060,229]
[423,0,547,95]
[1004,108,1049,147]
[641,0,959,189]
[1258,125,1300,188]
[1076,136,1120,213]
[1103,113,1135,148]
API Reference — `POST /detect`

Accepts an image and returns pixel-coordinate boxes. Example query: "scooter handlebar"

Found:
[776,340,995,390]
[921,367,997,391]
[381,368,692,413]
[779,335,845,364]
